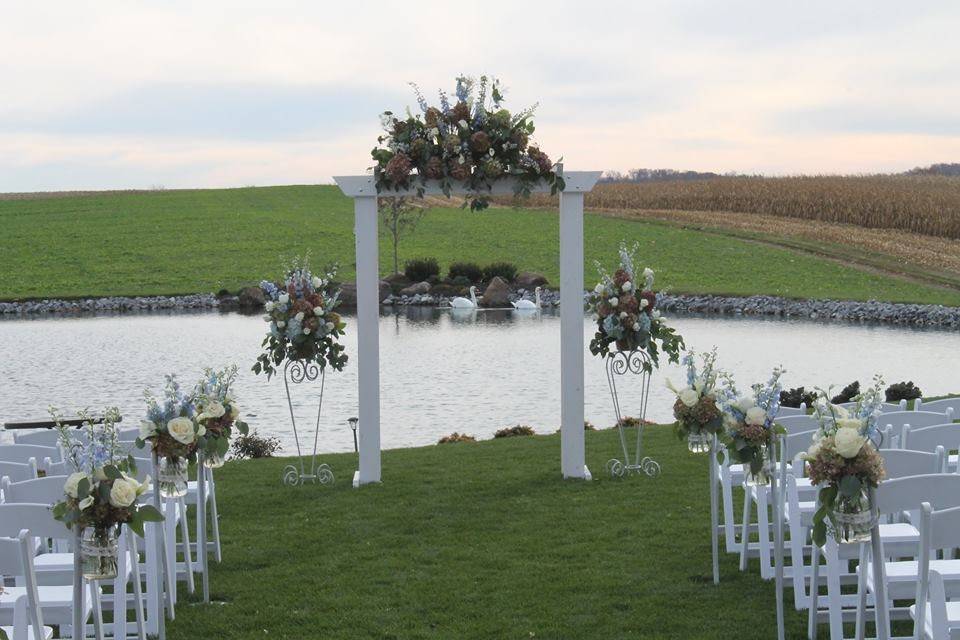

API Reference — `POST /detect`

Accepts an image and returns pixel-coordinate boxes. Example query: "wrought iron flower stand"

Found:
[604,349,661,478]
[281,360,334,486]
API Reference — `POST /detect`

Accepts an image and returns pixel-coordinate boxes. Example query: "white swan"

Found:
[450,285,479,309]
[512,286,541,310]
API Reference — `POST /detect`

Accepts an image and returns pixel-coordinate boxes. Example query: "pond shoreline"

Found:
[1,290,959,328]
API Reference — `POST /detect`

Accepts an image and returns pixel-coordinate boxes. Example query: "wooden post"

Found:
[559,189,588,479]
[354,194,381,486]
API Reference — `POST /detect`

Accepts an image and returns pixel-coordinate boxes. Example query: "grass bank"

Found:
[171,426,809,639]
[2,185,960,306]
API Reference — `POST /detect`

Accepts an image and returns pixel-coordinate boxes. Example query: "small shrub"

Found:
[554,421,597,434]
[885,381,922,402]
[482,261,518,283]
[448,262,483,283]
[616,416,643,429]
[780,387,816,408]
[830,381,860,404]
[449,275,472,287]
[494,425,535,438]
[404,257,440,283]
[231,430,282,459]
[438,432,476,444]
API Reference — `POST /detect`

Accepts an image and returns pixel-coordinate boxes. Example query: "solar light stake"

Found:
[348,417,359,454]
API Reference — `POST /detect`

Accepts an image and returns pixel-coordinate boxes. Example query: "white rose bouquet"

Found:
[192,365,249,466]
[254,259,348,379]
[50,407,163,578]
[804,377,886,545]
[668,348,732,449]
[720,367,786,483]
[137,374,202,461]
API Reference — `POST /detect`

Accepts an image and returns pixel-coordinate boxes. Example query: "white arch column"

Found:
[335,171,600,485]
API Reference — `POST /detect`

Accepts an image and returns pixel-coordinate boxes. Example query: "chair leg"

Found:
[809,543,821,640]
[90,580,105,640]
[824,541,844,640]
[114,532,128,640]
[164,501,178,607]
[855,544,868,640]
[757,487,772,580]
[208,468,222,563]
[127,527,147,640]
[740,488,753,571]
[789,516,809,610]
[178,496,196,594]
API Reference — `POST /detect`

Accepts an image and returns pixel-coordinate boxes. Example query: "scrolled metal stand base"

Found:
[605,349,661,479]
[281,360,334,486]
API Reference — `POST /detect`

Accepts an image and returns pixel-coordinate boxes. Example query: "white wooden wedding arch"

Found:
[334,170,601,486]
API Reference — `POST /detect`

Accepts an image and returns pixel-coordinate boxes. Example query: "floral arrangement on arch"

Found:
[668,348,732,444]
[371,75,564,211]
[137,375,202,461]
[192,365,249,465]
[720,367,786,483]
[587,242,684,370]
[253,259,348,379]
[50,407,161,540]
[804,376,886,545]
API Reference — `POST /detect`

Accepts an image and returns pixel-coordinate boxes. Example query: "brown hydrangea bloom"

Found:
[739,422,769,445]
[620,294,639,314]
[613,269,630,288]
[448,159,471,181]
[470,131,491,154]
[425,107,442,128]
[640,291,657,313]
[527,147,553,173]
[423,156,444,179]
[481,158,504,178]
[443,134,461,152]
[511,130,529,151]
[408,138,426,160]
[385,154,413,183]
[450,101,471,124]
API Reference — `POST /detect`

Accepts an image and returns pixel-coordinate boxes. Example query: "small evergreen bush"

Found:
[885,381,922,402]
[780,387,816,408]
[494,425,535,438]
[482,261,518,283]
[830,381,860,404]
[404,257,440,282]
[437,432,477,444]
[231,430,282,459]
[448,262,483,284]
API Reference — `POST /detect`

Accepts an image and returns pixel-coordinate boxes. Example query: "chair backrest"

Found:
[0,531,44,635]
[41,457,71,476]
[0,503,73,541]
[901,423,960,454]
[775,414,819,433]
[117,427,141,441]
[916,397,960,417]
[0,459,39,484]
[914,504,960,638]
[879,447,945,478]
[1,475,69,505]
[777,404,807,417]
[873,473,960,516]
[881,400,908,413]
[0,444,61,464]
[878,410,954,431]
[778,429,819,464]
[12,429,61,447]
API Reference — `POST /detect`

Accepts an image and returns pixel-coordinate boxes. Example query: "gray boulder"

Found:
[514,272,548,289]
[339,280,391,306]
[481,276,512,308]
[237,286,266,309]
[399,281,431,296]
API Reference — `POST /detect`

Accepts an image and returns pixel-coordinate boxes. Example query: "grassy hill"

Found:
[2,185,960,305]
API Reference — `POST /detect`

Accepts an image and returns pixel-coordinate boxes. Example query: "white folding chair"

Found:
[836,400,908,414]
[0,534,53,640]
[38,458,70,477]
[902,423,960,472]
[911,569,960,639]
[0,504,104,640]
[915,397,960,418]
[11,431,61,448]
[0,460,39,486]
[0,446,61,466]
[878,411,956,435]
[862,474,960,640]
[0,475,147,640]
[808,451,944,640]
[779,429,821,610]
[778,404,809,417]
[909,504,960,639]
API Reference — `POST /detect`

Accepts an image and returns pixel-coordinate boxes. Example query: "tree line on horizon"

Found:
[599,163,960,183]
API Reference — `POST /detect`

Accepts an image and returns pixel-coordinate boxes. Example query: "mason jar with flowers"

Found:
[806,378,886,545]
[668,348,731,453]
[721,367,786,485]
[193,365,249,468]
[254,260,348,379]
[587,242,684,371]
[138,375,203,498]
[50,407,162,580]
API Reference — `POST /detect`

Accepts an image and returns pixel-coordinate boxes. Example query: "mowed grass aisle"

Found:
[2,185,960,305]
[171,426,808,639]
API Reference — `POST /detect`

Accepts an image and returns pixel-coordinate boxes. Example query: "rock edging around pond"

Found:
[2,290,958,328]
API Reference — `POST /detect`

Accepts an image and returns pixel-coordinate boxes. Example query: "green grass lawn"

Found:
[3,185,959,305]
[171,426,809,639]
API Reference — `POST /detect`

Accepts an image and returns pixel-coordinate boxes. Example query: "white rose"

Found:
[609,297,619,307]
[632,323,640,331]
[64,472,88,498]
[679,388,700,408]
[622,281,632,292]
[201,401,225,419]
[458,119,468,129]
[640,299,649,309]
[652,310,661,319]
[594,283,604,294]
[264,301,275,312]
[277,321,286,328]
[295,312,305,322]
[804,440,822,460]
[278,293,289,305]
[109,478,138,508]
[834,427,867,459]
[325,322,334,330]
[745,406,767,426]
[736,396,755,413]
[166,417,196,445]
[139,419,157,440]
[835,418,862,431]
[620,311,628,319]
[78,496,95,511]
[230,404,239,419]
[312,276,322,289]
[314,307,324,316]
[303,327,311,334]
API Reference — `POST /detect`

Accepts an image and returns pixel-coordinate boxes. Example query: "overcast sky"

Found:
[2,0,959,192]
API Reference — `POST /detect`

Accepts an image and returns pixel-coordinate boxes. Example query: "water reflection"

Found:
[1,308,957,454]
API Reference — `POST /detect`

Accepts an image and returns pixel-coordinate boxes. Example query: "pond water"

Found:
[1,308,958,453]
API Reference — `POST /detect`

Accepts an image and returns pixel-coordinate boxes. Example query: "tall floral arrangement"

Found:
[587,242,684,369]
[668,349,732,450]
[371,75,564,211]
[254,260,347,379]
[721,367,786,483]
[50,407,161,578]
[193,365,249,467]
[137,375,201,460]
[805,376,886,545]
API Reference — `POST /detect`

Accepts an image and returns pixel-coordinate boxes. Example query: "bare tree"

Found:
[379,196,426,275]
